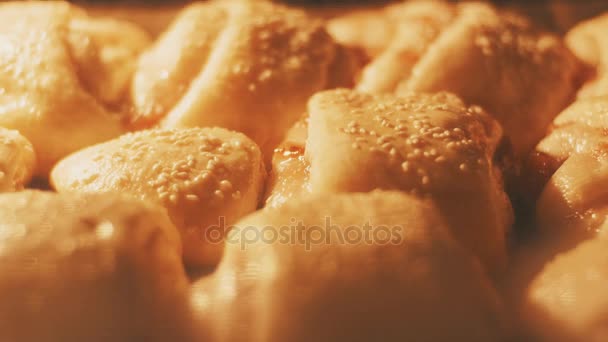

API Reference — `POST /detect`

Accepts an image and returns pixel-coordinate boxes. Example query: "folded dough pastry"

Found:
[0,127,35,192]
[0,190,199,341]
[266,89,512,272]
[193,191,508,342]
[0,1,151,175]
[524,231,608,341]
[130,0,348,161]
[51,127,265,266]
[350,2,580,160]
[355,1,456,93]
[326,1,453,58]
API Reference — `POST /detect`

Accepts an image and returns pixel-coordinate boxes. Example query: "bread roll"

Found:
[131,0,349,161]
[51,127,265,266]
[404,3,580,159]
[0,190,199,341]
[266,89,512,272]
[0,1,151,175]
[193,191,508,341]
[0,127,35,192]
[524,231,608,341]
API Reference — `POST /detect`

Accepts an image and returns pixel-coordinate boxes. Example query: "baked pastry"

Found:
[0,190,199,341]
[354,1,456,93]
[343,2,580,160]
[51,127,265,266]
[266,89,512,272]
[193,191,508,341]
[566,13,608,98]
[0,127,35,192]
[0,1,150,175]
[523,230,608,341]
[131,0,352,161]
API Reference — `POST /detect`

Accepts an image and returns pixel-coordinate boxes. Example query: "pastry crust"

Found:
[0,1,151,175]
[0,190,198,341]
[131,0,344,161]
[0,127,35,192]
[267,89,512,272]
[193,191,508,341]
[51,127,265,266]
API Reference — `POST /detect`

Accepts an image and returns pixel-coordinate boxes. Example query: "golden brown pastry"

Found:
[343,2,579,160]
[355,1,456,93]
[0,1,151,176]
[0,190,200,341]
[266,89,512,272]
[524,230,608,341]
[131,0,348,161]
[0,127,35,192]
[51,127,265,266]
[193,191,508,341]
[397,3,581,160]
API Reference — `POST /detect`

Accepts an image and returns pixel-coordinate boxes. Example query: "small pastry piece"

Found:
[0,190,199,341]
[566,13,608,98]
[131,0,344,160]
[524,231,608,341]
[529,96,608,208]
[355,1,456,93]
[396,3,581,159]
[193,191,508,342]
[0,127,35,192]
[267,89,512,272]
[536,151,608,242]
[535,96,608,168]
[326,6,396,57]
[0,1,151,175]
[51,127,265,266]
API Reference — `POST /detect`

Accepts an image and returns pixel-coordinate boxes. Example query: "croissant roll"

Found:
[0,191,200,341]
[51,127,265,267]
[0,127,35,192]
[265,89,513,273]
[193,191,508,342]
[523,231,608,341]
[0,1,151,176]
[131,0,349,161]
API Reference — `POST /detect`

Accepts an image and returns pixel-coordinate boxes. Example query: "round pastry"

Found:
[193,191,508,342]
[0,1,151,175]
[0,190,199,341]
[51,127,265,266]
[0,127,35,192]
